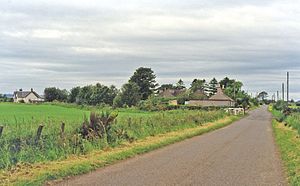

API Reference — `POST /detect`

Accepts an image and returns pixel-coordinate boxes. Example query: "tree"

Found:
[158,84,175,91]
[107,85,119,105]
[219,77,232,89]
[44,87,58,102]
[44,87,68,102]
[190,79,206,92]
[129,67,158,100]
[58,89,69,102]
[175,79,185,89]
[113,82,141,107]
[206,78,218,96]
[257,91,268,101]
[77,83,118,106]
[219,77,244,100]
[241,97,250,115]
[77,85,93,105]
[68,86,81,103]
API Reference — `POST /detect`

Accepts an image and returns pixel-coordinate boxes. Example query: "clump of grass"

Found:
[285,113,300,135]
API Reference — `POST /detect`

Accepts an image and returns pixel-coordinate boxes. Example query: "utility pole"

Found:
[282,83,285,101]
[233,83,236,102]
[287,72,289,103]
[277,91,279,102]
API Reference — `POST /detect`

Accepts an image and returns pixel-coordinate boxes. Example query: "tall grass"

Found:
[285,113,300,135]
[0,103,227,170]
[271,104,300,135]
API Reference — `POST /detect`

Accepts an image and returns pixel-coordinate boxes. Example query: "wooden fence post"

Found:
[60,122,65,138]
[35,125,44,144]
[0,126,3,137]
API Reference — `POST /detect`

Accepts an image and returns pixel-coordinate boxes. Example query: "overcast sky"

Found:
[0,0,299,100]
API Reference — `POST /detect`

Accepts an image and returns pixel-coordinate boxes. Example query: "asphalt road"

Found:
[58,106,287,186]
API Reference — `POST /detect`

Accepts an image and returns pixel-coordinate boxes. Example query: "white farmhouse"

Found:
[13,89,44,103]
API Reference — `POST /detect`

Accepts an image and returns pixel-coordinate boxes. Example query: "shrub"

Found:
[274,100,288,111]
[80,111,118,142]
[286,113,300,135]
[138,96,168,111]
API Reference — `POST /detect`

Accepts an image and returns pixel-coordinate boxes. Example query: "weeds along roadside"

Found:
[269,104,300,185]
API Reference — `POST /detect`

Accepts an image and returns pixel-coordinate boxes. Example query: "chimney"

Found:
[19,88,23,92]
[31,88,33,92]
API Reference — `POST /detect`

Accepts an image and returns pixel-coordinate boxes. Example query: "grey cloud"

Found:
[0,0,300,99]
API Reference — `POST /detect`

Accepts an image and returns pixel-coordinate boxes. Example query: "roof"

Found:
[209,86,234,101]
[14,90,41,99]
[159,88,186,97]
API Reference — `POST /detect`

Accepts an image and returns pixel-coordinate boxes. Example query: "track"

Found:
[58,106,286,186]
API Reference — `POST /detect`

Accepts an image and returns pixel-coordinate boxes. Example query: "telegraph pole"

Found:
[287,72,289,103]
[282,83,285,101]
[277,91,279,102]
[233,83,236,102]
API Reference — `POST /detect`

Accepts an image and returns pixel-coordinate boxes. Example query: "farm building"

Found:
[186,85,235,107]
[13,89,44,103]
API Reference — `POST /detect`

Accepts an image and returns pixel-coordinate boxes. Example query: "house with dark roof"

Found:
[186,85,235,107]
[13,88,44,103]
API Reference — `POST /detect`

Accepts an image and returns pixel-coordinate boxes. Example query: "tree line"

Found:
[44,67,157,107]
[43,67,251,107]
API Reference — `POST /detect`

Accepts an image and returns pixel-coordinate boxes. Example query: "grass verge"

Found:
[272,120,300,185]
[0,115,241,186]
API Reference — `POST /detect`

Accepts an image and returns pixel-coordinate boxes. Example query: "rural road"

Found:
[58,106,287,186]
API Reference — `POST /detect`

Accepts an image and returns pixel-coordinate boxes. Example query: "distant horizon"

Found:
[1,73,298,101]
[1,0,299,100]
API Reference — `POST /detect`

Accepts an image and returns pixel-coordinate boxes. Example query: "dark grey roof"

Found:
[14,91,40,98]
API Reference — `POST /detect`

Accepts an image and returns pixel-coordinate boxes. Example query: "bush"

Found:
[285,113,300,135]
[274,100,288,111]
[138,96,167,111]
[80,111,118,143]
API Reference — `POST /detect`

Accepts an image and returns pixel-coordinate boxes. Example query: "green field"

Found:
[0,103,226,170]
[0,103,152,138]
[0,103,89,138]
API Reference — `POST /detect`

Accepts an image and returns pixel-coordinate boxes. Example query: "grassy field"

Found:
[0,103,153,138]
[270,106,300,185]
[0,115,241,185]
[0,103,228,171]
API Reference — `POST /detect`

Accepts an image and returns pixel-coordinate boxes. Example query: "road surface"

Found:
[58,106,286,186]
